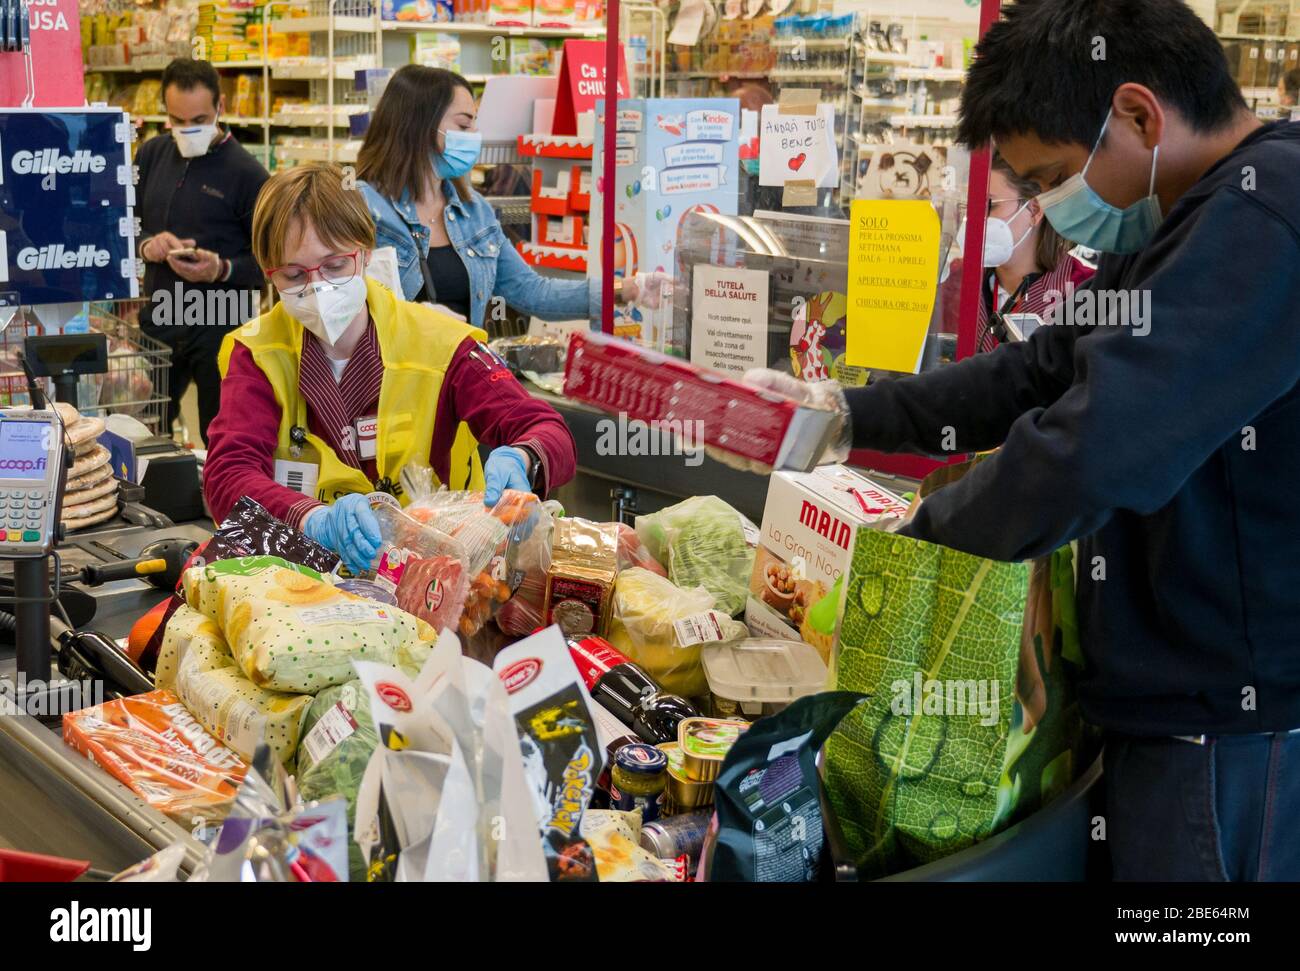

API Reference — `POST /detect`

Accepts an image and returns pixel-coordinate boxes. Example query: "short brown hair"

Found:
[251,162,376,269]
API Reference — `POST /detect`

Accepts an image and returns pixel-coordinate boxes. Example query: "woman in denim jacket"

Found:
[356,65,600,328]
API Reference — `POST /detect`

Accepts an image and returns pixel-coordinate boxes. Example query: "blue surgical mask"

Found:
[433,128,482,179]
[1037,108,1162,254]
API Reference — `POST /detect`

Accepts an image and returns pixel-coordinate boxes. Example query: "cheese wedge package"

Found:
[155,604,313,767]
[181,555,438,694]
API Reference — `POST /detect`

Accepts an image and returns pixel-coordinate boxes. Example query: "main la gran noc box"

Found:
[0,108,139,303]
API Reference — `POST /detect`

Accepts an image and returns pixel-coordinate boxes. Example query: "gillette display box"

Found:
[745,465,909,665]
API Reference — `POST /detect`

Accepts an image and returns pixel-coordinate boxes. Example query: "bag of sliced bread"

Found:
[181,555,438,694]
[155,604,312,767]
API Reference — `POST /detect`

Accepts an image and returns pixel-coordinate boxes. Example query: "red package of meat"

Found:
[367,494,470,633]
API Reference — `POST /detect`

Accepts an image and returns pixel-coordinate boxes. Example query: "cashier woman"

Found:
[203,162,577,573]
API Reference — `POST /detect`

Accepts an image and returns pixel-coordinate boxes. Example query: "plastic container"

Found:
[701,638,828,720]
[659,741,714,810]
[676,717,749,784]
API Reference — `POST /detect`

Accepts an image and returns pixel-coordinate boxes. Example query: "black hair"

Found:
[958,0,1248,149]
[161,58,222,107]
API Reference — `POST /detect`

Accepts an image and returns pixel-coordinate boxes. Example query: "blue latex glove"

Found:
[483,446,531,508]
[302,493,383,575]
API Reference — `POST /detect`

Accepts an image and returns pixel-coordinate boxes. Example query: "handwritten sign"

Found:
[757,102,837,189]
[845,200,941,374]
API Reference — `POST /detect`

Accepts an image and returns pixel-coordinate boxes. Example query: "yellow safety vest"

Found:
[218,277,487,505]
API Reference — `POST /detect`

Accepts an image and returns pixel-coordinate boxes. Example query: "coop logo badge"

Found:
[17,244,111,271]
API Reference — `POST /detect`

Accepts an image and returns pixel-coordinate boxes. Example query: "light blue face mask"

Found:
[1037,108,1162,254]
[433,128,482,179]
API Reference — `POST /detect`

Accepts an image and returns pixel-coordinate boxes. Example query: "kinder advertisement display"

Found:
[0,108,138,303]
[591,98,739,348]
[746,466,909,666]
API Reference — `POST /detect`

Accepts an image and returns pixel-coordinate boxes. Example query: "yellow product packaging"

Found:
[181,555,438,694]
[606,567,748,699]
[156,604,312,767]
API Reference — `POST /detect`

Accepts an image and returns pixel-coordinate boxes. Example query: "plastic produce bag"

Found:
[635,496,755,616]
[296,680,378,882]
[208,496,341,574]
[615,523,667,577]
[580,809,679,882]
[155,605,312,768]
[495,500,562,637]
[366,493,471,634]
[182,555,437,694]
[607,567,748,699]
[191,746,349,882]
[353,629,547,882]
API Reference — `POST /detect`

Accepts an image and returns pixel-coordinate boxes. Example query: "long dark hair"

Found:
[357,65,473,204]
[991,153,1070,273]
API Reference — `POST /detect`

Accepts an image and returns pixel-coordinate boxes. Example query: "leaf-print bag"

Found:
[823,459,1089,877]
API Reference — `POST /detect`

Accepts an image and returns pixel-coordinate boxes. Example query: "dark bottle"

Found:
[567,635,699,745]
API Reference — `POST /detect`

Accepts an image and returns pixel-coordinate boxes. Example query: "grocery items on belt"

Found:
[704,692,864,882]
[54,403,118,530]
[745,466,909,667]
[580,809,680,882]
[367,494,470,634]
[355,629,546,882]
[660,741,714,814]
[640,810,712,866]
[154,604,312,767]
[488,334,567,376]
[333,578,398,606]
[677,716,749,784]
[296,680,378,883]
[615,522,667,577]
[544,516,618,638]
[494,625,603,881]
[182,555,437,694]
[701,637,827,720]
[63,689,248,823]
[607,567,748,698]
[190,747,349,883]
[209,496,341,574]
[569,635,700,745]
[609,742,668,822]
[563,330,839,472]
[636,495,755,617]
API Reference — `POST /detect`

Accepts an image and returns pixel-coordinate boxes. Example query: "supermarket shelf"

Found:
[484,195,533,226]
[517,241,587,272]
[889,113,958,128]
[270,60,374,79]
[381,20,605,38]
[853,87,910,108]
[131,113,271,126]
[276,142,362,163]
[770,69,850,81]
[855,46,912,65]
[666,70,769,80]
[1217,32,1300,43]
[894,66,965,82]
[518,133,593,159]
[773,36,851,49]
[481,139,525,165]
[271,14,376,33]
[89,59,268,73]
[271,110,365,127]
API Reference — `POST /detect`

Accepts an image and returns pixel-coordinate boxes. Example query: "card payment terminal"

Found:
[0,409,66,555]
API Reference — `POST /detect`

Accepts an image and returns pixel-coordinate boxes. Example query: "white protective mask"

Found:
[172,123,219,159]
[278,276,368,346]
[959,200,1033,268]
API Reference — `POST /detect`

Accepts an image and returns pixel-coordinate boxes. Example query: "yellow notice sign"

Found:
[845,199,941,373]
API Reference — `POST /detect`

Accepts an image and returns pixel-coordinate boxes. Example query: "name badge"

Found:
[274,459,320,497]
[355,416,378,460]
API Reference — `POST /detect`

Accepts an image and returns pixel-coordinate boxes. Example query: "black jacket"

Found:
[136,130,268,331]
[847,121,1300,736]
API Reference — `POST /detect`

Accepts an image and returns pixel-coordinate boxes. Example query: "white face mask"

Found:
[959,200,1034,268]
[172,123,219,159]
[278,276,368,347]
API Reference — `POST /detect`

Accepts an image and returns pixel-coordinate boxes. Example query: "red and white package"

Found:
[562,331,838,472]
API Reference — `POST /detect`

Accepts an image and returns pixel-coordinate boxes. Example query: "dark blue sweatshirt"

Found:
[846,121,1300,736]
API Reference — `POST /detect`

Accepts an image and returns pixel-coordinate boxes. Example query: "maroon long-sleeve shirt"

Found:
[204,320,576,527]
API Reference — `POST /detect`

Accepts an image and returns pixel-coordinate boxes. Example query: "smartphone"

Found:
[168,247,199,260]
[1003,313,1045,342]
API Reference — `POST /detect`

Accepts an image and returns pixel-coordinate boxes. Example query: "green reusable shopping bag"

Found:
[824,527,1086,877]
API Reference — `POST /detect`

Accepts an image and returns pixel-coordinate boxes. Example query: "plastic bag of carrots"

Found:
[402,476,545,637]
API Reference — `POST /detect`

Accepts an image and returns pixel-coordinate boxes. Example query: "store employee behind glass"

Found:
[355,65,600,327]
[203,163,576,573]
[136,57,268,444]
[741,0,1300,881]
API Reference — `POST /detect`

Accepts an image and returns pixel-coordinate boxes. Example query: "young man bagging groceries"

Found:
[745,0,1300,880]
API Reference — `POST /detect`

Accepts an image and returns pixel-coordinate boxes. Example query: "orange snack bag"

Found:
[63,689,248,822]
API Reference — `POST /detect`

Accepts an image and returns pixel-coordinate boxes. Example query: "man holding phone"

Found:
[137,57,268,444]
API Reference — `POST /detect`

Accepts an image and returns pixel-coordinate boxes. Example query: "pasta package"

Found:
[156,605,312,767]
[63,689,248,823]
[182,556,437,694]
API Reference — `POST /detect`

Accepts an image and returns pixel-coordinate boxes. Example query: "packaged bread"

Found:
[155,604,312,767]
[181,555,438,694]
[63,689,248,822]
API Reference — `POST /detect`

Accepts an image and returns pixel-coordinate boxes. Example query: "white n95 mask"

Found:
[278,276,368,347]
[172,124,219,159]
